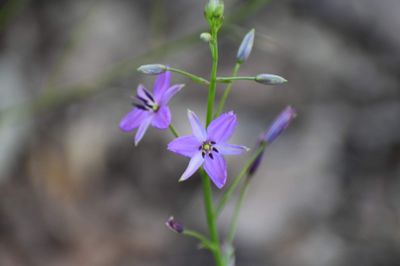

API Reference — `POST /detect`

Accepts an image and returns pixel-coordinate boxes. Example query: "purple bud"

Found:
[263,106,297,143]
[137,64,167,75]
[236,29,255,63]
[247,140,266,177]
[255,74,287,85]
[165,216,184,234]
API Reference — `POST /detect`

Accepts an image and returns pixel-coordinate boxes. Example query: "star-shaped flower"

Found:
[119,71,184,145]
[168,110,248,188]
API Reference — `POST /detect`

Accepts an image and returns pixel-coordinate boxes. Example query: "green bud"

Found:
[137,64,167,75]
[204,0,224,28]
[255,74,287,85]
[200,32,212,42]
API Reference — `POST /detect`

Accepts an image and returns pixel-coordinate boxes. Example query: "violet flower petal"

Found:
[203,153,227,189]
[179,152,204,181]
[187,110,207,141]
[134,115,153,146]
[159,84,184,105]
[214,143,249,155]
[207,111,236,143]
[153,71,171,101]
[119,108,148,132]
[152,105,171,129]
[168,135,201,158]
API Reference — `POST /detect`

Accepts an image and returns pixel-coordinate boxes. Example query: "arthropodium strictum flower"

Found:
[165,216,184,234]
[119,71,184,145]
[168,110,249,188]
[248,106,297,177]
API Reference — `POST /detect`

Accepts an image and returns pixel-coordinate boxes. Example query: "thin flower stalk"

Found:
[215,62,241,117]
[216,142,266,217]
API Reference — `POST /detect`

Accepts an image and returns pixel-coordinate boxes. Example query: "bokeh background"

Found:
[1,0,400,265]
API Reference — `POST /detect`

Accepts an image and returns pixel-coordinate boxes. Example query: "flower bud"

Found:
[236,29,255,63]
[137,64,167,75]
[255,74,287,85]
[263,106,297,143]
[204,0,224,27]
[165,216,184,234]
[247,139,266,177]
[200,32,212,42]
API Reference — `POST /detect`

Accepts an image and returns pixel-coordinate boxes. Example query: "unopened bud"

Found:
[255,74,287,85]
[165,216,184,234]
[137,64,167,75]
[205,0,224,27]
[236,29,255,63]
[200,32,212,42]
[263,106,297,143]
[247,140,266,177]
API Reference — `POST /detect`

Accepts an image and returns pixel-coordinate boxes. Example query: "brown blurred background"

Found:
[1,0,400,265]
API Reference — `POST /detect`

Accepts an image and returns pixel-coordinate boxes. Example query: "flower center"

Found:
[134,91,160,113]
[199,141,218,159]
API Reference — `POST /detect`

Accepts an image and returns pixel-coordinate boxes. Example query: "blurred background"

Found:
[1,0,400,265]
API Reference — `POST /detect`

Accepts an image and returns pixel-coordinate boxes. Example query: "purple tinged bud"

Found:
[165,216,184,234]
[263,106,297,143]
[137,64,167,75]
[236,29,255,63]
[255,74,287,85]
[247,140,266,177]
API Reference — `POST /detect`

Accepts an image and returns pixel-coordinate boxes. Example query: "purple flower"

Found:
[263,106,297,143]
[168,110,248,189]
[119,71,184,145]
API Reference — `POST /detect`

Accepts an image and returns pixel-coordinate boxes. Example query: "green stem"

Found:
[201,25,223,266]
[183,229,215,251]
[215,62,241,117]
[167,67,210,86]
[216,76,255,83]
[215,143,266,217]
[227,179,251,244]
[200,170,223,266]
[168,124,179,138]
[206,32,219,125]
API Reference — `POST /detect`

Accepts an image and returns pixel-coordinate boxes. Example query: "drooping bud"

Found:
[137,64,167,75]
[255,74,287,85]
[236,29,255,63]
[165,216,184,234]
[200,32,212,42]
[263,106,297,143]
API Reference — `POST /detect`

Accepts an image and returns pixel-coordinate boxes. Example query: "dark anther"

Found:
[202,152,206,158]
[208,153,214,159]
[212,147,219,153]
[133,104,147,110]
[198,146,202,150]
[210,141,216,145]
[136,95,148,104]
[143,89,155,101]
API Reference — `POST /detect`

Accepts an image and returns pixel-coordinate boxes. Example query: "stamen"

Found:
[202,152,206,158]
[210,141,216,145]
[136,95,149,104]
[212,147,219,153]
[133,104,147,110]
[143,89,155,102]
[198,146,202,150]
[208,153,214,159]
